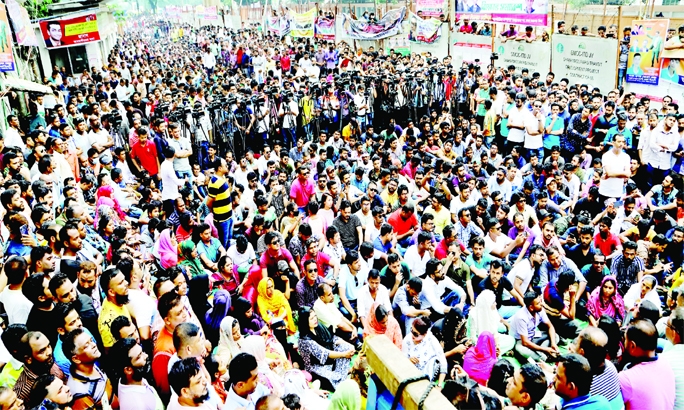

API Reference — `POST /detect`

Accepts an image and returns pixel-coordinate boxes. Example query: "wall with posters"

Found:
[626,19,669,86]
[455,0,549,26]
[551,35,618,92]
[39,14,100,48]
[493,39,550,73]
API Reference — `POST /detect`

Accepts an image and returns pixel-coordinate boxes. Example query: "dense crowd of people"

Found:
[0,15,683,410]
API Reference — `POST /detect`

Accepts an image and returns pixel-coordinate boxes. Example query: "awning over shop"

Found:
[2,77,53,94]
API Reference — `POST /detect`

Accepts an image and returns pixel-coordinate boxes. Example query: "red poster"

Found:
[39,14,100,48]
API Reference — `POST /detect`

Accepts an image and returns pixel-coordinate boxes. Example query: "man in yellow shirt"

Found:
[380,179,399,209]
[97,268,132,350]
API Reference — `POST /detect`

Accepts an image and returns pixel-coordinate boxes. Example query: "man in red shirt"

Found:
[388,204,418,248]
[280,53,291,74]
[301,237,340,280]
[152,291,189,400]
[130,127,160,178]
[594,216,622,258]
[290,166,316,214]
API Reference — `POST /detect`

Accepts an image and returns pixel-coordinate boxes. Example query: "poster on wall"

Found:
[290,8,316,38]
[342,7,406,40]
[450,32,492,66]
[39,14,100,48]
[386,36,410,56]
[6,0,38,46]
[551,35,618,91]
[315,17,335,40]
[494,39,551,73]
[626,19,669,85]
[0,5,15,72]
[455,0,548,26]
[661,58,684,86]
[408,12,442,43]
[415,0,446,18]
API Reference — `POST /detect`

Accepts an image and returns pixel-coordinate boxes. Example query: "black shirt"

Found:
[476,276,514,308]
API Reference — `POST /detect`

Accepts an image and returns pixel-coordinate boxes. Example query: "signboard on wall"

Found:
[450,32,492,67]
[455,0,548,26]
[415,0,447,18]
[494,39,551,73]
[6,0,39,46]
[626,19,669,85]
[39,14,100,48]
[551,35,618,91]
[0,6,15,71]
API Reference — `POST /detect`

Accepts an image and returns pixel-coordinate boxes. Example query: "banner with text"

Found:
[290,8,316,38]
[450,32,492,67]
[386,36,411,56]
[416,0,446,18]
[626,19,669,85]
[166,5,180,16]
[0,6,15,72]
[408,12,442,43]
[551,35,618,91]
[494,38,550,73]
[39,14,100,48]
[456,0,548,26]
[315,17,335,40]
[266,16,290,37]
[342,7,406,40]
[6,0,38,46]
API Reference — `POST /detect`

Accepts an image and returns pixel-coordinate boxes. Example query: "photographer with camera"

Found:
[233,98,255,156]
[279,89,299,149]
[319,85,340,134]
[253,92,270,150]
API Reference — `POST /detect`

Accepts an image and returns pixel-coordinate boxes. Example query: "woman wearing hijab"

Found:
[462,331,497,386]
[233,297,269,336]
[283,370,330,410]
[257,277,295,334]
[214,316,246,365]
[298,307,355,391]
[624,275,662,315]
[96,185,127,222]
[587,276,626,327]
[152,228,179,269]
[241,335,285,396]
[205,290,231,345]
[328,380,362,410]
[363,303,402,350]
[179,239,206,279]
[467,290,515,356]
[439,307,470,371]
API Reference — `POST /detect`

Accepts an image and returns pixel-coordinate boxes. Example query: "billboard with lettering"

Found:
[551,35,618,91]
[39,14,100,48]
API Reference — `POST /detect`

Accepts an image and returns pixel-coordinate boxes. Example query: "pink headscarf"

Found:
[96,186,126,221]
[463,331,497,386]
[152,229,178,269]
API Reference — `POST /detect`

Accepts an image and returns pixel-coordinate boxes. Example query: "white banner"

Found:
[450,33,492,68]
[493,39,551,74]
[551,35,619,91]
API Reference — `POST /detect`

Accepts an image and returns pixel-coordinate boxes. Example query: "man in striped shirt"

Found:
[207,159,233,248]
[573,327,624,410]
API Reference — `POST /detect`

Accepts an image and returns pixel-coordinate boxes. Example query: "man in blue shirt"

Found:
[554,354,610,409]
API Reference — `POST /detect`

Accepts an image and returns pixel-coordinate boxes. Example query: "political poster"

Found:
[386,36,410,56]
[661,58,684,86]
[493,39,551,73]
[408,12,442,44]
[415,0,446,18]
[450,32,492,67]
[39,14,100,48]
[342,7,406,40]
[266,16,290,37]
[456,0,548,27]
[166,6,180,17]
[204,6,218,20]
[626,19,669,85]
[663,33,684,59]
[290,8,316,38]
[315,17,335,40]
[551,35,618,91]
[0,6,14,72]
[6,0,38,46]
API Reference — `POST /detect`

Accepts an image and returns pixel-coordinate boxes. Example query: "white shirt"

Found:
[227,243,256,269]
[507,107,528,143]
[450,196,475,216]
[484,233,512,256]
[167,137,193,172]
[0,288,33,325]
[420,275,463,314]
[523,111,543,149]
[564,174,581,201]
[648,124,679,170]
[356,283,392,320]
[160,160,184,201]
[88,129,113,163]
[279,101,299,129]
[403,245,432,278]
[507,260,536,294]
[599,149,630,198]
[5,128,25,150]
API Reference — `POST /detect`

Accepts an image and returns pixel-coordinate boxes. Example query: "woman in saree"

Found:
[363,302,402,350]
[152,228,178,270]
[586,276,626,327]
[241,335,285,396]
[462,331,497,386]
[257,277,295,334]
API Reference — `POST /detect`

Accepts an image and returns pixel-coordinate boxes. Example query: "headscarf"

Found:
[216,316,243,365]
[329,380,361,410]
[624,274,662,313]
[96,185,126,221]
[205,290,231,334]
[462,331,497,386]
[586,276,626,322]
[179,239,204,279]
[283,370,330,410]
[467,290,499,343]
[441,307,468,352]
[241,335,285,396]
[257,277,295,333]
[299,307,335,351]
[364,302,402,350]
[152,229,178,269]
